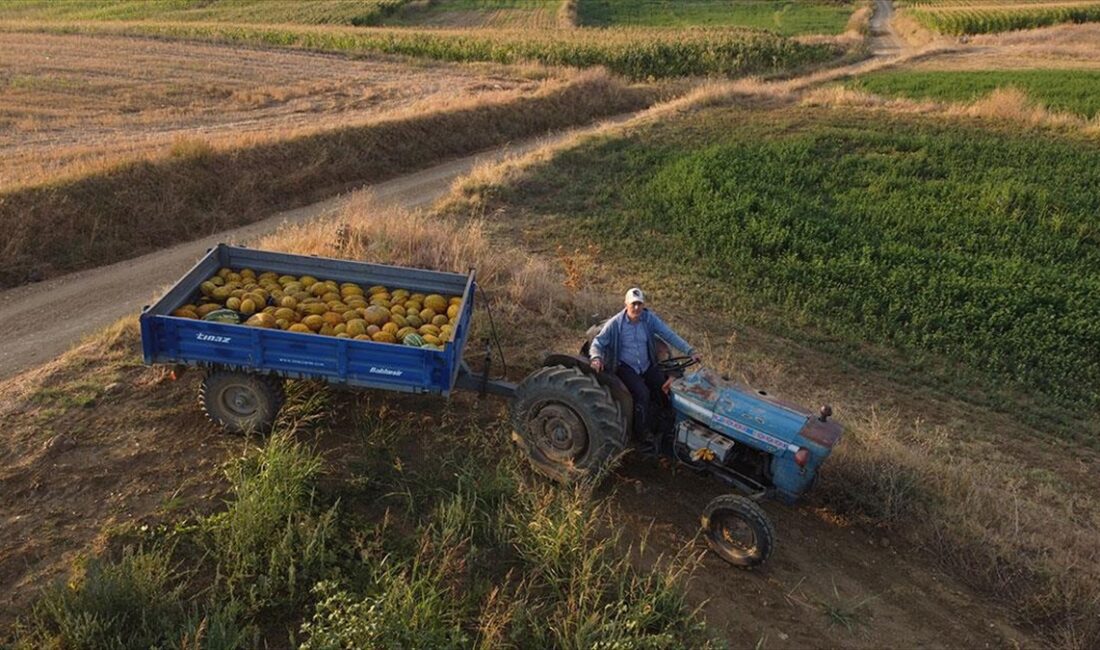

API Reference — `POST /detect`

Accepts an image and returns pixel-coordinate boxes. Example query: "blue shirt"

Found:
[619,317,650,374]
[590,308,694,375]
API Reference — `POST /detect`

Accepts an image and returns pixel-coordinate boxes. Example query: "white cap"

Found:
[624,287,645,304]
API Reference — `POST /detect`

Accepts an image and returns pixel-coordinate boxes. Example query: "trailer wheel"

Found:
[701,495,776,568]
[511,365,625,484]
[200,371,284,435]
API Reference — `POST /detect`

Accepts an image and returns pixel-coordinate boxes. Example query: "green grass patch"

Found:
[848,69,1100,118]
[0,20,842,81]
[899,1,1100,34]
[579,0,858,34]
[473,108,1100,418]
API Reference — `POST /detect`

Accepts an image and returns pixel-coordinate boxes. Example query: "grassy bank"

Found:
[12,420,711,648]
[847,69,1100,118]
[0,70,653,289]
[0,19,845,81]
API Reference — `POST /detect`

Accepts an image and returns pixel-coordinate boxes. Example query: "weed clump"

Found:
[202,429,338,612]
[13,546,249,650]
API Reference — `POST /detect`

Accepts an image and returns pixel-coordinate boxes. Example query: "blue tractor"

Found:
[510,344,842,567]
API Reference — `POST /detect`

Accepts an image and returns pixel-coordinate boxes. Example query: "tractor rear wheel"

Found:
[200,370,284,435]
[511,365,625,484]
[701,494,776,567]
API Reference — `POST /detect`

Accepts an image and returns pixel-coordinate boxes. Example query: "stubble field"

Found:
[0,31,545,190]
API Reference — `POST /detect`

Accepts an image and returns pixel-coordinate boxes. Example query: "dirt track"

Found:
[871,0,904,55]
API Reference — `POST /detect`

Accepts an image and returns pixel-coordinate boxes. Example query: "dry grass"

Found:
[0,31,555,191]
[913,22,1100,69]
[0,67,655,289]
[255,191,612,335]
[819,404,1100,649]
[801,83,1098,133]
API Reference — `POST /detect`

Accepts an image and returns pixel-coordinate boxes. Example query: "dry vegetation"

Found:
[910,21,1100,69]
[0,31,552,191]
[803,85,1100,133]
[0,59,655,289]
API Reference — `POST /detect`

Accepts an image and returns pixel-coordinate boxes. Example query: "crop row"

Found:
[577,0,859,35]
[8,21,842,79]
[903,3,1100,33]
[900,0,1088,6]
[0,0,414,26]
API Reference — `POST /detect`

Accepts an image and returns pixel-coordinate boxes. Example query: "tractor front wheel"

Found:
[511,365,625,484]
[701,494,776,568]
[200,370,284,435]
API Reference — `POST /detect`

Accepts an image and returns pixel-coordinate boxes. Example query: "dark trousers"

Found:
[616,363,667,437]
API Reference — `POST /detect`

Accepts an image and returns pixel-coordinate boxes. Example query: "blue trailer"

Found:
[141,244,490,393]
[143,243,842,567]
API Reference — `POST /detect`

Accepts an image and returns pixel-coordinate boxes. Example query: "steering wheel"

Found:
[657,356,699,373]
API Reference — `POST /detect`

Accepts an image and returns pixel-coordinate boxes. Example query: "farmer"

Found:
[589,287,701,437]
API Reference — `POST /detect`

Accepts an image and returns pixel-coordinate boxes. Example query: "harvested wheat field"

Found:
[0,31,547,190]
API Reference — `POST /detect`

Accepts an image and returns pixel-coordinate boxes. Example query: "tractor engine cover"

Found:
[671,369,808,456]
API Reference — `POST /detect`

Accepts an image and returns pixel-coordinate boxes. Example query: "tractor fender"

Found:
[542,353,634,437]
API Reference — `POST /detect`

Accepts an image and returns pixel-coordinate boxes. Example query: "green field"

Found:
[0,0,411,26]
[383,0,560,27]
[488,109,1100,413]
[848,69,1100,118]
[579,0,859,34]
[898,0,1100,34]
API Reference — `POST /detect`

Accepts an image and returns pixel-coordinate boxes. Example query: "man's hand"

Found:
[691,353,702,366]
[591,358,604,373]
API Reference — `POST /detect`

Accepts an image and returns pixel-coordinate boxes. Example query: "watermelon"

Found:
[403,333,425,347]
[203,309,240,324]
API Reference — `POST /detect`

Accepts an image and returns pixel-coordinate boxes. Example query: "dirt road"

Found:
[871,0,904,56]
[0,122,624,382]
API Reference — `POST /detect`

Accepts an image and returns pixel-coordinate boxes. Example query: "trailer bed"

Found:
[140,244,475,395]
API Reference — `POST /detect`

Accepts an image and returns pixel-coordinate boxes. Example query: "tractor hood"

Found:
[670,369,836,454]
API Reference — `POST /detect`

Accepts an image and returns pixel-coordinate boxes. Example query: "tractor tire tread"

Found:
[199,370,285,435]
[701,494,776,568]
[512,365,624,485]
